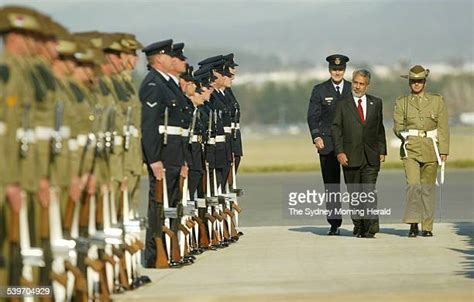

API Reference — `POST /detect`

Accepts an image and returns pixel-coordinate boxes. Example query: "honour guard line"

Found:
[0,5,245,301]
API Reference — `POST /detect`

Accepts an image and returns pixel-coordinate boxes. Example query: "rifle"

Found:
[18,192,46,292]
[124,106,132,151]
[153,177,169,268]
[177,176,196,262]
[155,169,182,267]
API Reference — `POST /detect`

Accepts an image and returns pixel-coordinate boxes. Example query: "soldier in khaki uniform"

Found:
[393,65,450,237]
[0,5,45,287]
[118,33,144,219]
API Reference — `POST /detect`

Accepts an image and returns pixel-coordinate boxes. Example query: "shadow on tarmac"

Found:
[451,222,474,279]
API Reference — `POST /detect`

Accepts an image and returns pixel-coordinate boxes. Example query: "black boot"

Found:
[408,223,419,237]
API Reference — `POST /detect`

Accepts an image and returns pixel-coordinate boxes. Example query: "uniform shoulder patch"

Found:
[0,64,9,83]
[99,79,110,96]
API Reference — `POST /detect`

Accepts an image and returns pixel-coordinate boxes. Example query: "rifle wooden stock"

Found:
[63,195,75,235]
[135,239,145,250]
[84,257,103,272]
[230,217,238,238]
[233,203,242,213]
[211,227,220,245]
[40,205,49,239]
[222,220,230,239]
[179,176,185,193]
[117,189,124,222]
[111,245,131,289]
[204,213,216,223]
[154,237,169,268]
[130,241,141,253]
[178,224,189,236]
[123,243,137,255]
[79,192,91,230]
[201,174,207,194]
[95,192,104,228]
[194,217,210,247]
[112,249,130,290]
[64,260,88,295]
[84,257,110,300]
[20,276,35,287]
[224,208,234,218]
[51,271,68,287]
[8,212,20,243]
[102,253,116,266]
[111,246,124,258]
[155,179,163,204]
[162,226,181,263]
[185,219,195,229]
[213,212,223,222]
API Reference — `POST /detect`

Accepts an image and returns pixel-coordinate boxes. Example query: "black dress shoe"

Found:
[139,275,152,284]
[365,233,376,239]
[356,233,366,238]
[181,258,194,265]
[327,227,340,236]
[169,261,183,268]
[421,231,433,237]
[408,223,419,237]
[185,255,196,260]
[237,231,244,236]
[353,226,359,236]
[132,278,141,288]
[217,242,229,248]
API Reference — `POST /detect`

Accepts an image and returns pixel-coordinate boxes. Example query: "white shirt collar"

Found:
[155,68,170,81]
[332,79,344,94]
[168,74,179,86]
[218,89,226,96]
[352,94,367,119]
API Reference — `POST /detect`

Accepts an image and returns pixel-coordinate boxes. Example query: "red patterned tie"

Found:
[357,99,365,124]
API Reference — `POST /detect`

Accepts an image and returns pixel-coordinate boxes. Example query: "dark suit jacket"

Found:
[224,87,243,156]
[139,68,186,167]
[307,79,352,155]
[331,94,387,167]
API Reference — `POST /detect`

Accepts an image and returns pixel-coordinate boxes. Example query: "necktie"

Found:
[336,85,341,97]
[357,99,365,124]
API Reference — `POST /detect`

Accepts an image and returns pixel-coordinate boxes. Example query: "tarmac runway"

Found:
[125,169,474,301]
[139,169,474,227]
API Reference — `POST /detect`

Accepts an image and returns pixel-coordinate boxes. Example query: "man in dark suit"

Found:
[307,54,351,235]
[331,69,387,238]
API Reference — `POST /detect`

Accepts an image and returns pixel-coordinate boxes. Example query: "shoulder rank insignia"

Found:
[146,101,157,108]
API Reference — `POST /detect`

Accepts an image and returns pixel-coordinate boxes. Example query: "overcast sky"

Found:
[4,0,474,68]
